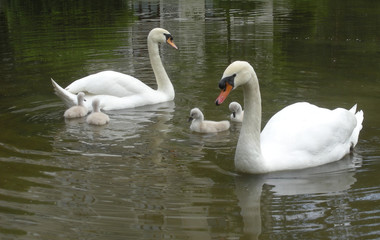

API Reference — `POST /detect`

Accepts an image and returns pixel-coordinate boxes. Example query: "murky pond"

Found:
[0,0,380,239]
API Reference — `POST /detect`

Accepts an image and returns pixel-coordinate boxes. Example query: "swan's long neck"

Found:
[148,38,174,98]
[235,72,264,173]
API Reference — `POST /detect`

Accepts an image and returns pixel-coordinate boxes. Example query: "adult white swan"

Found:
[51,28,178,111]
[215,61,364,174]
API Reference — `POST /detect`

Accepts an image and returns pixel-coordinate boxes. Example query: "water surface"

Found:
[0,0,380,239]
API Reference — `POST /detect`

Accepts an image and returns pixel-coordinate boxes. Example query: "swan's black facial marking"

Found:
[216,74,236,106]
[218,74,236,91]
[164,33,173,41]
[164,33,178,49]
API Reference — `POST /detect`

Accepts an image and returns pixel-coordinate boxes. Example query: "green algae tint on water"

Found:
[0,0,379,239]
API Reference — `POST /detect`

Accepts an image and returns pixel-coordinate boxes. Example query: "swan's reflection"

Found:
[234,153,362,239]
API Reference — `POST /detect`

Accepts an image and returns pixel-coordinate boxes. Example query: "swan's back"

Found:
[64,106,88,118]
[86,112,110,126]
[194,120,230,133]
[65,71,154,97]
[260,102,363,171]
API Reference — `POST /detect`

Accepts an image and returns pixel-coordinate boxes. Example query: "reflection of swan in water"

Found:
[234,154,361,239]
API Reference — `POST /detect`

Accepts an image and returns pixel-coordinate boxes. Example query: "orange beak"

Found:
[215,82,233,105]
[167,38,178,49]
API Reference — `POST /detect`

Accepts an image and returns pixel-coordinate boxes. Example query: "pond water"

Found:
[0,0,380,239]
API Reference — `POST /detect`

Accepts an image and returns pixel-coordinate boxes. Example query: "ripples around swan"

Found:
[1,0,380,239]
[1,97,371,239]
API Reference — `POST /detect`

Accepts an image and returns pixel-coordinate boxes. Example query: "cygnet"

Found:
[64,92,88,118]
[189,108,230,133]
[229,101,244,122]
[86,99,110,126]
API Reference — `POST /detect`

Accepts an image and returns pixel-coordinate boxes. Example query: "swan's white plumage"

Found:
[216,61,364,174]
[86,99,110,126]
[229,101,244,122]
[63,92,88,118]
[65,71,154,97]
[189,108,230,133]
[51,28,177,111]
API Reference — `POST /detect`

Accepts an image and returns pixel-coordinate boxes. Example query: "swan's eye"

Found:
[163,33,173,41]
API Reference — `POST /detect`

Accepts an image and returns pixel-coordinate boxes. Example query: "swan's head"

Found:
[188,108,204,122]
[229,101,242,117]
[215,61,255,105]
[148,28,178,49]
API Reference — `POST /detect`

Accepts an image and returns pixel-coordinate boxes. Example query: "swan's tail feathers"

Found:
[51,78,77,108]
[349,104,357,114]
[350,105,364,150]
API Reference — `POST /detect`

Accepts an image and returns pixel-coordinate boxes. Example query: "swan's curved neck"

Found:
[148,39,174,98]
[235,72,264,173]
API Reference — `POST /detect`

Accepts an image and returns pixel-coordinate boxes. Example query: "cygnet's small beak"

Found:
[188,117,194,122]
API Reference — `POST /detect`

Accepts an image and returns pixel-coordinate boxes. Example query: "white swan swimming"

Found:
[189,108,230,133]
[86,99,110,126]
[63,92,88,118]
[215,61,364,174]
[229,101,244,122]
[51,28,178,111]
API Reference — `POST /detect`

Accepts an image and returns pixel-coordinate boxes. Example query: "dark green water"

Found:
[0,0,379,239]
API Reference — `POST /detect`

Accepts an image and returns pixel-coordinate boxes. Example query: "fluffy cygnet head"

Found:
[229,101,243,116]
[188,108,204,122]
